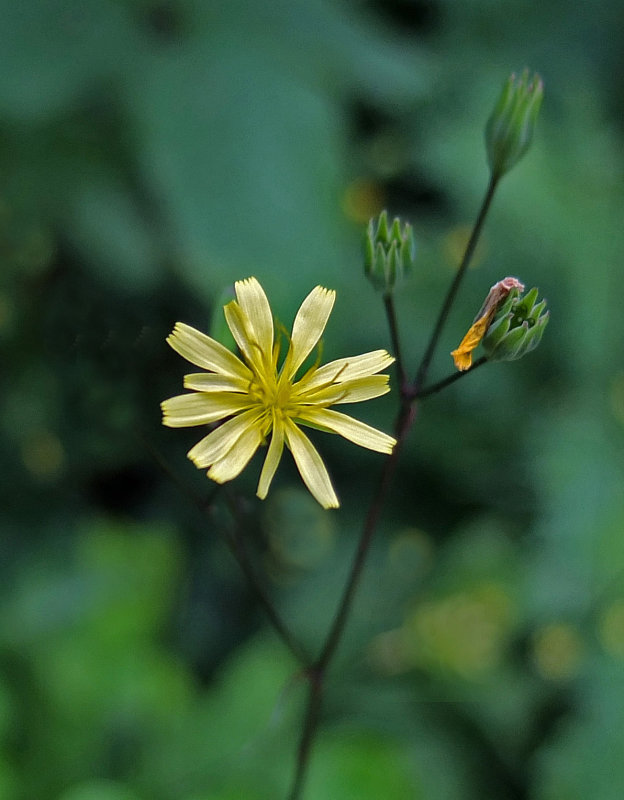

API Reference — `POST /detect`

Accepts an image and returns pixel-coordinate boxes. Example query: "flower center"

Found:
[249,375,294,417]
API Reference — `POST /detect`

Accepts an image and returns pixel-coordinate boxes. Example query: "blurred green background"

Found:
[2,1,624,798]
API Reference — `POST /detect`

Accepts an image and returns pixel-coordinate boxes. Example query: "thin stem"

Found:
[141,435,308,666]
[383,292,407,391]
[287,668,323,800]
[416,356,488,399]
[288,173,503,798]
[318,404,414,671]
[287,400,416,798]
[221,488,310,665]
[414,174,499,392]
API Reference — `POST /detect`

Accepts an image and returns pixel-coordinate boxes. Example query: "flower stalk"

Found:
[161,68,547,800]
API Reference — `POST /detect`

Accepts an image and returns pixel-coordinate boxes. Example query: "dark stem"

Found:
[287,668,324,800]
[141,434,308,666]
[416,356,488,399]
[220,488,310,665]
[414,174,499,392]
[383,292,407,391]
[288,172,502,797]
[287,400,416,798]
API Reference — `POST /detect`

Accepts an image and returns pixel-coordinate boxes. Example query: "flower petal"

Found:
[298,350,395,392]
[184,373,251,393]
[187,407,266,467]
[257,413,285,499]
[224,299,275,379]
[284,419,338,509]
[293,374,390,406]
[451,316,489,371]
[284,286,335,378]
[167,322,251,379]
[207,424,264,483]
[161,392,251,427]
[223,300,256,367]
[297,407,396,454]
[234,277,274,357]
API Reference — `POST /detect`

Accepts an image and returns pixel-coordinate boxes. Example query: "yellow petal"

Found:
[450,316,490,371]
[184,373,250,393]
[187,408,266,467]
[207,425,264,483]
[284,419,339,509]
[297,407,396,454]
[223,300,260,371]
[161,392,251,428]
[294,374,391,405]
[167,322,251,379]
[297,350,395,391]
[233,277,274,358]
[283,286,335,379]
[257,413,285,499]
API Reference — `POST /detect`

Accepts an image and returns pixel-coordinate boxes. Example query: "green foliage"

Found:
[2,0,624,798]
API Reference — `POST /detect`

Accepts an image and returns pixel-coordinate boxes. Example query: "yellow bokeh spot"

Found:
[598,601,624,659]
[404,582,513,679]
[342,178,385,225]
[387,528,434,582]
[368,629,411,676]
[532,623,584,681]
[443,224,488,270]
[20,431,65,480]
[609,373,624,427]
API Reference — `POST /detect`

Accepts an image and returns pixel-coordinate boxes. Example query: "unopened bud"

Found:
[482,285,549,362]
[451,277,524,371]
[486,69,543,179]
[364,210,416,294]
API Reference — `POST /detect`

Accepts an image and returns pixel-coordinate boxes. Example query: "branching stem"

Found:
[287,173,499,799]
[414,174,499,391]
[142,435,309,666]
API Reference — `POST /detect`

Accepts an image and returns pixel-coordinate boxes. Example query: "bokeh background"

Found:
[2,1,624,798]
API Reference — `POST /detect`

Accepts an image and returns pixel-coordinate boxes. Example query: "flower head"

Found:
[451,277,524,371]
[482,285,549,362]
[162,277,396,509]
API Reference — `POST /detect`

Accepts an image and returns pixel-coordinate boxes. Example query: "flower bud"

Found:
[482,286,549,362]
[364,210,416,294]
[451,277,524,371]
[485,69,544,179]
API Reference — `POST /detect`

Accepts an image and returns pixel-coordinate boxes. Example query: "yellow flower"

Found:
[162,277,396,509]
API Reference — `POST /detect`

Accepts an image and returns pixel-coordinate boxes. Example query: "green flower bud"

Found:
[364,210,416,294]
[482,286,549,362]
[485,69,544,179]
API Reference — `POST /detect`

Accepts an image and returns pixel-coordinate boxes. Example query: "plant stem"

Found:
[221,489,310,665]
[286,174,503,798]
[383,292,407,392]
[142,434,308,666]
[287,400,415,799]
[416,356,488,399]
[414,174,499,392]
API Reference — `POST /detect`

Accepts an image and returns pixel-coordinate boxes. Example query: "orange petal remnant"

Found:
[451,277,525,371]
[451,316,490,371]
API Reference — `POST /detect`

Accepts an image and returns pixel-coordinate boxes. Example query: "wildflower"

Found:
[482,285,549,362]
[162,277,396,509]
[451,277,524,371]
